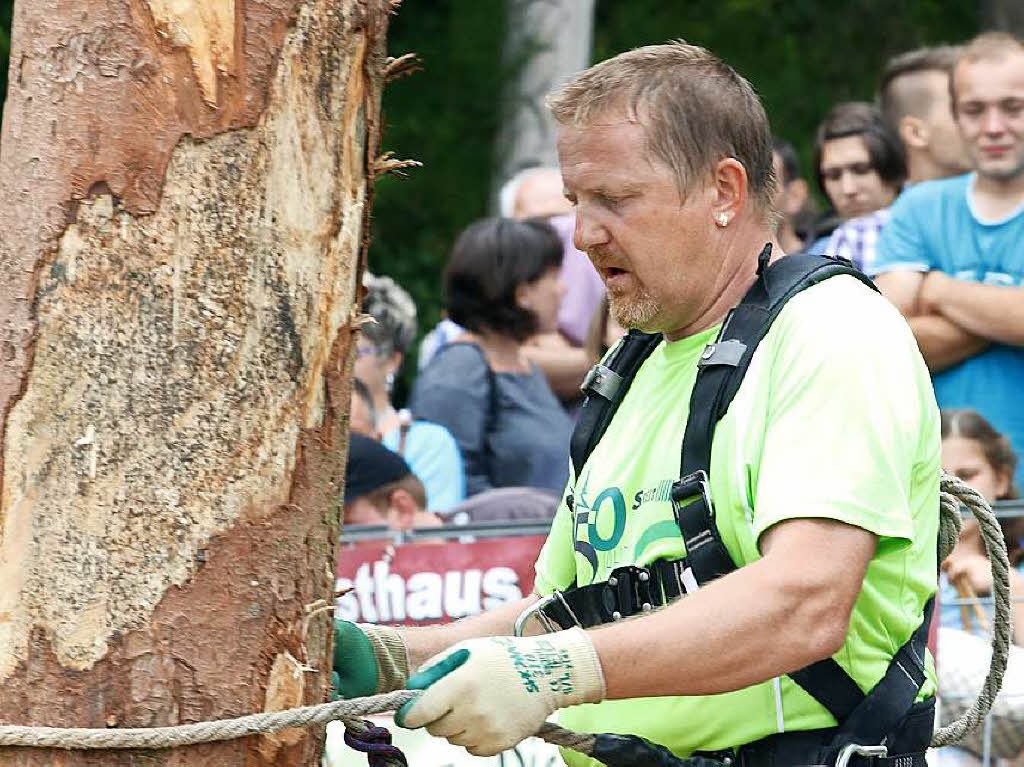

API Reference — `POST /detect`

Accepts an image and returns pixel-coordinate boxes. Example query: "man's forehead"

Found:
[955,52,1024,95]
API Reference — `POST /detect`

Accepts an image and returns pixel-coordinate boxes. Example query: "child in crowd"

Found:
[937,409,1024,767]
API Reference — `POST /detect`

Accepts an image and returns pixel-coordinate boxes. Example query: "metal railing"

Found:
[339,499,1024,765]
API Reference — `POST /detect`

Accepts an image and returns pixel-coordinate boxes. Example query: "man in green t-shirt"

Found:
[333,41,939,766]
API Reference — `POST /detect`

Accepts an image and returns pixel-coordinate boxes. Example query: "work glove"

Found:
[332,620,410,699]
[395,628,605,757]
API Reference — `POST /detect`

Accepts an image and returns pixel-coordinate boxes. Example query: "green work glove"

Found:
[395,628,606,757]
[332,620,410,699]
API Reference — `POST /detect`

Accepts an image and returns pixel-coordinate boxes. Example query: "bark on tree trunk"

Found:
[0,0,391,764]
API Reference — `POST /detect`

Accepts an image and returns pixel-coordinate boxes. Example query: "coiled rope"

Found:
[0,473,1009,761]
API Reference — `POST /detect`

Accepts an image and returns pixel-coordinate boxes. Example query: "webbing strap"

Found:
[570,330,661,478]
[826,597,935,751]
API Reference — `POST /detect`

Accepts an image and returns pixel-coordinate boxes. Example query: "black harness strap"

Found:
[552,248,936,744]
[570,329,662,479]
[672,249,882,722]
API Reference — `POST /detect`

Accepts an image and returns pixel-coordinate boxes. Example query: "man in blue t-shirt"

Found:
[872,32,1024,486]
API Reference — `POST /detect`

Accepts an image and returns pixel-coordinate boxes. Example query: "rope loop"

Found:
[931,472,1013,747]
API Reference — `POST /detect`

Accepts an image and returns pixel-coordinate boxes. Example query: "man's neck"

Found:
[663,232,780,342]
[971,171,1024,221]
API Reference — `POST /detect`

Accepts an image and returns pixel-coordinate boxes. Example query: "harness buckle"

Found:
[514,591,579,636]
[602,565,658,620]
[834,744,887,767]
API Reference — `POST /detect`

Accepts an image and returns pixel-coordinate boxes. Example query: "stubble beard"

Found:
[973,146,1024,184]
[607,285,660,332]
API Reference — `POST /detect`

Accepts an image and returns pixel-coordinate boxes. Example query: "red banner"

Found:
[334,536,547,626]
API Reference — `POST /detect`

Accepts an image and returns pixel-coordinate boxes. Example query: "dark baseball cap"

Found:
[344,433,413,503]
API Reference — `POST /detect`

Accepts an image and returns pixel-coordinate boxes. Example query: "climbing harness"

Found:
[515,247,1013,766]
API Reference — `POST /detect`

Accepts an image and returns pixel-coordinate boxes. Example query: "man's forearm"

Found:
[523,341,595,400]
[401,594,539,669]
[938,281,1024,347]
[590,519,875,699]
[591,559,841,698]
[908,315,989,372]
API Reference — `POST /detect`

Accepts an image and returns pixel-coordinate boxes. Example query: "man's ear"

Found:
[385,489,420,530]
[899,115,928,151]
[712,158,748,226]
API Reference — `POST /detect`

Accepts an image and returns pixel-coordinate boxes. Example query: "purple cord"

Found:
[343,720,409,767]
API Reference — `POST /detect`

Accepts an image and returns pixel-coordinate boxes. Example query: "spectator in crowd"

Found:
[421,167,605,405]
[411,218,573,496]
[828,45,970,271]
[771,136,811,253]
[344,433,559,530]
[344,433,442,530]
[805,101,906,251]
[872,32,1024,487]
[940,409,1023,632]
[936,409,1024,767]
[349,378,377,437]
[359,274,465,511]
[499,166,575,220]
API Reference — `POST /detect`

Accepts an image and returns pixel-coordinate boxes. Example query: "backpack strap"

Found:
[570,329,662,478]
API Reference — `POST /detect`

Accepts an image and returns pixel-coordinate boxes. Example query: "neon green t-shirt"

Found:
[533,276,940,765]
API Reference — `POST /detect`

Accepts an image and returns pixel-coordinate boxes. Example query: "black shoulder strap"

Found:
[569,329,662,478]
[680,247,878,481]
[674,246,885,724]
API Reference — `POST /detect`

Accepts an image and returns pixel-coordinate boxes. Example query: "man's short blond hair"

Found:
[546,40,776,217]
[952,32,1024,111]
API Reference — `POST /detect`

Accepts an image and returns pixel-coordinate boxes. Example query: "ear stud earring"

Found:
[715,213,730,228]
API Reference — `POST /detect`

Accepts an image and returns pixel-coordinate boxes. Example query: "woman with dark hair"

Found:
[410,218,572,496]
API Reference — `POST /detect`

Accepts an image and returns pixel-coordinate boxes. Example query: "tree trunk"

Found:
[492,0,594,207]
[0,0,390,764]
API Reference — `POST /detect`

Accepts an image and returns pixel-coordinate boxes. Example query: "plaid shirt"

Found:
[825,208,892,274]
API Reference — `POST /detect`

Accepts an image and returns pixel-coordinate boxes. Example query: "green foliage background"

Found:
[0,0,979,399]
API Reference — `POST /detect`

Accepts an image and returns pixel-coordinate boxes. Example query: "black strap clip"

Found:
[602,565,657,621]
[581,363,623,400]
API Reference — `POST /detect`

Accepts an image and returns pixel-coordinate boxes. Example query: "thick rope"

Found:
[0,472,1005,759]
[931,472,1012,747]
[0,689,595,756]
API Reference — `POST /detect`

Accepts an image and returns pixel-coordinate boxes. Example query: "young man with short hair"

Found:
[827,45,970,270]
[873,32,1024,487]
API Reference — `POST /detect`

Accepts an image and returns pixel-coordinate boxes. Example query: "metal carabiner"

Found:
[834,743,887,767]
[514,593,560,636]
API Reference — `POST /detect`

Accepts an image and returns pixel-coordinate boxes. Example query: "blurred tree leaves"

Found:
[593,0,978,187]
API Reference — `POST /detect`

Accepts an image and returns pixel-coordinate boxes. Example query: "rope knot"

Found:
[343,720,408,767]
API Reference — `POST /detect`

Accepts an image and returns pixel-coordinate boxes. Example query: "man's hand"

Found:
[395,628,605,756]
[918,270,954,316]
[332,621,410,699]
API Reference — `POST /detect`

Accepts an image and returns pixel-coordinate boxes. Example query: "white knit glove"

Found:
[395,628,605,757]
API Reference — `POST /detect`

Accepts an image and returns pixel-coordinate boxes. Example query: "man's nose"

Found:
[573,206,608,252]
[982,106,1007,135]
[839,170,859,196]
